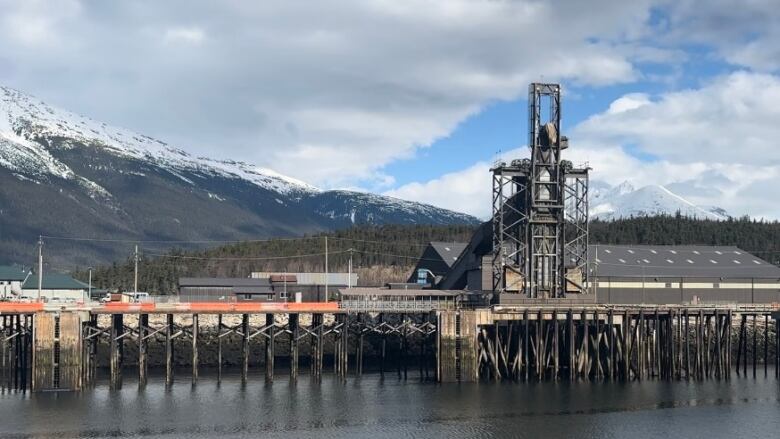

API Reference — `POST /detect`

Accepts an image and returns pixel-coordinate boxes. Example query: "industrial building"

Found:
[412,241,780,304]
[406,242,468,284]
[0,265,30,300]
[179,272,355,302]
[590,244,780,304]
[21,273,89,302]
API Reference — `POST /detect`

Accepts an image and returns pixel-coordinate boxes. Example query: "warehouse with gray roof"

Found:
[420,241,780,305]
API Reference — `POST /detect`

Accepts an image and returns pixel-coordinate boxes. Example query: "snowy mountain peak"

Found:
[591,181,729,221]
[0,85,319,195]
[0,85,477,268]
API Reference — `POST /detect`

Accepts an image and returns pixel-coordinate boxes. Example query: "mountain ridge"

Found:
[590,180,729,221]
[0,86,478,268]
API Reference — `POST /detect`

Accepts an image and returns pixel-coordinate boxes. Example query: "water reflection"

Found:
[0,370,778,438]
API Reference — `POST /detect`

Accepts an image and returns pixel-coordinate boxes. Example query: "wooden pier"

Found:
[0,303,778,392]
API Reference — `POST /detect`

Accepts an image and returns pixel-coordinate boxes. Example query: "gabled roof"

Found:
[179,278,271,287]
[429,242,468,268]
[0,266,29,282]
[590,245,780,279]
[22,273,89,290]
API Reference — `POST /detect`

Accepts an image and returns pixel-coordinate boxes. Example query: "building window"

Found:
[280,291,289,300]
[243,294,251,300]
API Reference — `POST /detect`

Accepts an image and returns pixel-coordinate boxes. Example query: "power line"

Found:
[40,234,323,244]
[143,250,351,261]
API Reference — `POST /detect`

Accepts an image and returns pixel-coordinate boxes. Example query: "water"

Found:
[1,371,779,438]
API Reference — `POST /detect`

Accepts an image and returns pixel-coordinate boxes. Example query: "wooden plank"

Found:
[32,312,54,391]
[59,312,82,391]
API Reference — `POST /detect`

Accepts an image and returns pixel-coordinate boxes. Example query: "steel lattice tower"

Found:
[492,83,589,298]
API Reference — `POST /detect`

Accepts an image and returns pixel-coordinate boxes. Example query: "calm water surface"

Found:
[1,370,779,438]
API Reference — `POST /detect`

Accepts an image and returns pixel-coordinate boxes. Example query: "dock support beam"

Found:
[110,314,123,390]
[165,313,174,387]
[217,314,223,383]
[290,313,299,381]
[311,313,323,380]
[192,314,199,384]
[138,314,148,388]
[242,314,249,383]
[265,314,275,382]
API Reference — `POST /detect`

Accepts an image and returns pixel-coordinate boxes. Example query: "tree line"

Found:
[75,215,780,294]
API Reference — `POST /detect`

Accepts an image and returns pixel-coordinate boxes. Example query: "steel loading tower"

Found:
[492,83,589,299]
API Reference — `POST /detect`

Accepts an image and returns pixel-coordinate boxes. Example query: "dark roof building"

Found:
[425,237,780,304]
[591,245,780,279]
[22,273,89,290]
[179,277,327,302]
[0,266,30,282]
[408,242,468,283]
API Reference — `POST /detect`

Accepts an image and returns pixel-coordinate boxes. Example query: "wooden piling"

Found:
[752,314,757,378]
[217,314,223,382]
[775,316,779,379]
[553,311,559,381]
[608,310,615,381]
[567,310,574,381]
[242,314,249,383]
[379,313,386,376]
[524,310,530,381]
[138,314,148,388]
[357,314,365,377]
[623,311,630,380]
[165,313,174,387]
[595,310,602,380]
[110,314,123,389]
[715,310,721,379]
[581,309,589,379]
[311,313,323,380]
[737,314,747,374]
[192,314,199,384]
[726,310,732,379]
[1,316,6,391]
[265,314,275,382]
[764,314,769,377]
[290,313,299,381]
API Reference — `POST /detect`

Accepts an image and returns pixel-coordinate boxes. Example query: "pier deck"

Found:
[1,302,778,392]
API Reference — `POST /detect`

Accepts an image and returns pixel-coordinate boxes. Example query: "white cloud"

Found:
[384,161,494,219]
[661,0,780,72]
[389,72,780,219]
[163,27,205,45]
[0,0,653,188]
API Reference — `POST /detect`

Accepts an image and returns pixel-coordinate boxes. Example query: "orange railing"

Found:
[0,302,44,313]
[91,301,341,314]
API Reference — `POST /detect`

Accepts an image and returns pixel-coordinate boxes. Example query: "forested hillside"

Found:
[77,225,476,294]
[77,216,780,294]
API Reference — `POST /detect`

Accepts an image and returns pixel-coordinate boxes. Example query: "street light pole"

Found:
[348,248,354,289]
[324,236,329,303]
[134,245,139,294]
[37,236,43,302]
[88,267,93,303]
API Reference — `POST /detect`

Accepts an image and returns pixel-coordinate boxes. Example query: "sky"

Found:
[1,0,779,219]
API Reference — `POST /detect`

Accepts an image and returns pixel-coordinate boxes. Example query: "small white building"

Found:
[0,266,30,300]
[22,273,89,303]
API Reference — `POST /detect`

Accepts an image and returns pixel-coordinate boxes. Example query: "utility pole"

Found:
[37,236,43,302]
[324,236,329,303]
[134,245,139,294]
[348,248,353,289]
[88,267,93,303]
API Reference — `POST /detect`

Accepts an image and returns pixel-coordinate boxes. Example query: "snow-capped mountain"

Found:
[590,180,729,221]
[0,86,478,267]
